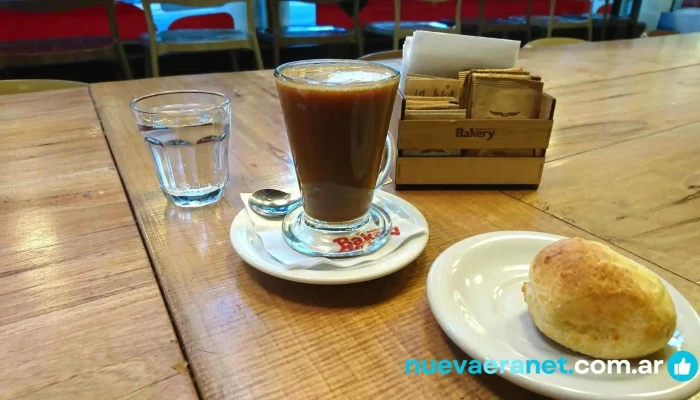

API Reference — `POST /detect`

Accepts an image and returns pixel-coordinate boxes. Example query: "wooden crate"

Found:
[391,91,556,189]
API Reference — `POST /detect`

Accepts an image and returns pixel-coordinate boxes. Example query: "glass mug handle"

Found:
[375,132,395,189]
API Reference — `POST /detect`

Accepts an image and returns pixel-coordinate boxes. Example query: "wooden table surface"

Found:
[377,33,700,90]
[89,34,700,399]
[518,32,700,89]
[0,88,198,399]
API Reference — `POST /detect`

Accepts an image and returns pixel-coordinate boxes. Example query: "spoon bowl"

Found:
[248,177,393,218]
[248,189,302,217]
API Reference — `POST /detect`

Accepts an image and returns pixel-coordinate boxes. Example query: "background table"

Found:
[0,88,197,399]
[520,32,700,88]
[376,33,700,91]
[90,34,700,399]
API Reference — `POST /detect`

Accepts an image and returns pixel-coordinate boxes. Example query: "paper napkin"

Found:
[399,30,520,90]
[240,193,427,270]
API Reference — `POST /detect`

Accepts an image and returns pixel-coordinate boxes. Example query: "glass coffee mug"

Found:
[274,59,400,258]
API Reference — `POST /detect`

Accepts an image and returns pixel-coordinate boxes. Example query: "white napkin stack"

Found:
[399,30,521,91]
[240,193,427,270]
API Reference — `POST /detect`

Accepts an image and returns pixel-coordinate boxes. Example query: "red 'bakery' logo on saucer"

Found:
[333,227,401,252]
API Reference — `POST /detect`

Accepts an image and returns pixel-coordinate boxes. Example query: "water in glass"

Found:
[137,103,230,207]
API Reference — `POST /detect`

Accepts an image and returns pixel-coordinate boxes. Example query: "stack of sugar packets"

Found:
[398,31,548,158]
[403,67,544,121]
[401,69,546,158]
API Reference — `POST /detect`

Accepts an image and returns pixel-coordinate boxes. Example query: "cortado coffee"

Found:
[276,61,399,223]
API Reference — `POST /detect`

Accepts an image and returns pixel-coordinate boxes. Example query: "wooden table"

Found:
[88,33,700,399]
[518,32,700,89]
[0,89,197,399]
[379,33,700,90]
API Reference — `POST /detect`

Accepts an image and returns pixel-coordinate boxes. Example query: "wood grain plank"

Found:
[90,37,700,398]
[517,33,700,89]
[507,120,700,283]
[381,34,700,91]
[0,89,198,399]
[541,64,700,161]
[0,287,191,400]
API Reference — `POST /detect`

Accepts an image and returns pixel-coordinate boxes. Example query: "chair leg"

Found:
[150,50,160,78]
[251,37,264,70]
[230,50,239,71]
[144,48,151,78]
[273,41,281,68]
[116,46,132,80]
[547,0,555,38]
[601,20,607,41]
[112,61,123,80]
[356,32,364,58]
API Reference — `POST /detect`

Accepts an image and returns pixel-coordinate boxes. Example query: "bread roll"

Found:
[522,237,676,359]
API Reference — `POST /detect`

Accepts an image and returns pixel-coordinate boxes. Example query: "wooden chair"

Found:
[523,37,586,48]
[363,0,463,50]
[359,49,402,70]
[0,79,87,95]
[462,0,532,42]
[517,0,593,41]
[259,0,363,68]
[563,0,627,40]
[0,0,132,79]
[141,0,263,77]
[359,49,402,61]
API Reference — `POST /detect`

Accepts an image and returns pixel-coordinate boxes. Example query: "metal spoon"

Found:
[248,189,302,217]
[249,177,393,218]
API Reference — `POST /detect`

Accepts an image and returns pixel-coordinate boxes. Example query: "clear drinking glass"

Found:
[130,90,231,207]
[274,59,400,258]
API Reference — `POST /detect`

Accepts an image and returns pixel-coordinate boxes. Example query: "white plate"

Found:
[230,191,428,284]
[426,231,700,400]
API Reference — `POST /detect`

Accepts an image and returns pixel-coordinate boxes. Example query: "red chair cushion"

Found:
[318,0,592,28]
[0,2,236,42]
[169,13,235,30]
[0,2,147,41]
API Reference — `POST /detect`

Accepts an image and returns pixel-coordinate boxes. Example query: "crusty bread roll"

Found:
[522,237,676,359]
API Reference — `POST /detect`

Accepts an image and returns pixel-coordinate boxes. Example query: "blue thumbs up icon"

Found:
[667,351,698,382]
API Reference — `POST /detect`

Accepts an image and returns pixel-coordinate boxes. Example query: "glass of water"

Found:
[130,90,231,207]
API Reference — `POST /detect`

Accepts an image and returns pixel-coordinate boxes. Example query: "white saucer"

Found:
[426,231,700,400]
[230,191,428,284]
